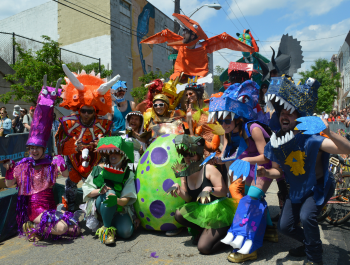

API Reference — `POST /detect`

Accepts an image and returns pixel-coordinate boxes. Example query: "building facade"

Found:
[0,0,214,102]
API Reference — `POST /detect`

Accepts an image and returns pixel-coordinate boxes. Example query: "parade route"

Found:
[1,182,348,265]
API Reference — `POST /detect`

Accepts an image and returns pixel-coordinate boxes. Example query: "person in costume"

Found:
[167,134,236,254]
[260,76,350,265]
[123,111,146,171]
[4,77,83,242]
[140,14,254,82]
[135,79,163,114]
[55,65,117,212]
[108,80,136,135]
[81,136,138,245]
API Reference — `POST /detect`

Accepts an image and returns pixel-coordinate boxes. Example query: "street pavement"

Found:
[0,182,349,265]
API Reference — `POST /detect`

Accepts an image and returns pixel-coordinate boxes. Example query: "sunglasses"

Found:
[80,109,94,114]
[186,92,194,96]
[184,152,196,157]
[0,113,4,115]
[153,103,165,108]
[217,119,232,125]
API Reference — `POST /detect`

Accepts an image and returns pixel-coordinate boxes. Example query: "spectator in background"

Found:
[52,113,60,132]
[258,83,269,113]
[23,106,35,132]
[321,111,328,120]
[12,105,21,131]
[328,114,335,122]
[0,109,12,136]
[13,108,28,133]
[336,111,346,122]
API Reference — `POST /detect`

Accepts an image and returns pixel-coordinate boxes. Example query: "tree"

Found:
[213,65,225,92]
[130,69,173,103]
[1,35,112,106]
[299,59,340,113]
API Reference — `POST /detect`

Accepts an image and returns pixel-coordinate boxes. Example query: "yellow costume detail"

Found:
[285,150,306,176]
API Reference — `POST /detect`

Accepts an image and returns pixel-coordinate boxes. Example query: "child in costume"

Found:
[168,134,237,254]
[260,76,350,265]
[55,65,117,212]
[206,80,281,262]
[81,136,137,245]
[4,77,82,242]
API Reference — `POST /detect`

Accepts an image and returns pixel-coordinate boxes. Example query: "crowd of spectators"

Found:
[319,106,350,127]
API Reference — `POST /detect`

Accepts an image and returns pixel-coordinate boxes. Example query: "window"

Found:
[128,57,133,69]
[120,0,131,17]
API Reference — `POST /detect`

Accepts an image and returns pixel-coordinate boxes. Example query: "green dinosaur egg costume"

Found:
[134,134,185,231]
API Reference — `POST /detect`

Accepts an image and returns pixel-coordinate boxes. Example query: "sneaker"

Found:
[165,227,183,236]
[289,245,306,257]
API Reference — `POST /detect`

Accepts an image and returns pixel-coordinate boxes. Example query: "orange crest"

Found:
[60,70,112,116]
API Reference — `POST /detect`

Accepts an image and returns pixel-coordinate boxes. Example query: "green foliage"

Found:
[1,35,111,106]
[130,69,174,103]
[299,59,340,113]
[213,65,225,92]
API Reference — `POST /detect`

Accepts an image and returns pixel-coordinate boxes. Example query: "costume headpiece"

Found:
[255,34,304,81]
[27,75,62,147]
[208,80,259,122]
[228,62,257,79]
[111,80,127,103]
[125,111,144,134]
[97,136,134,163]
[153,94,170,105]
[173,13,208,41]
[172,134,205,178]
[184,81,205,100]
[60,64,119,116]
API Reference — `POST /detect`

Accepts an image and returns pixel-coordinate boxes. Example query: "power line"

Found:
[223,0,245,30]
[218,3,240,31]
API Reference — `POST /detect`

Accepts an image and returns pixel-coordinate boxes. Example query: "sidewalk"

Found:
[0,181,347,265]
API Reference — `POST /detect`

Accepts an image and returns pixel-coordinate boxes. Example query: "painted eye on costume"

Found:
[42,89,48,95]
[100,97,105,103]
[51,91,56,96]
[73,95,78,100]
[238,95,249,104]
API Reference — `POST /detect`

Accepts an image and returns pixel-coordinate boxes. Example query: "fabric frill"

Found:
[178,197,237,229]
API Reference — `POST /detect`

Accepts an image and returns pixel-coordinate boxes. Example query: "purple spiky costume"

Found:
[5,84,80,239]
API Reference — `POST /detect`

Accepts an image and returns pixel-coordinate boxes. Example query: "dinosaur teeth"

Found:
[290,106,295,114]
[279,98,286,106]
[270,94,275,101]
[223,110,230,119]
[231,113,235,121]
[217,111,224,119]
[275,96,280,103]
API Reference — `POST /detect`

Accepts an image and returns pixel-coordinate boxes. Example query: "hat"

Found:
[313,113,317,116]
[14,105,21,111]
[153,94,170,105]
[30,106,35,110]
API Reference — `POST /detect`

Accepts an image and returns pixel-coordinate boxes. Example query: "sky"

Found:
[1,0,350,82]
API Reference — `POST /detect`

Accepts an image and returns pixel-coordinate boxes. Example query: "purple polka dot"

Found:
[139,211,144,218]
[141,170,144,174]
[146,166,150,171]
[170,212,175,216]
[135,179,140,194]
[157,189,158,191]
[145,225,154,230]
[149,200,166,219]
[140,151,149,164]
[161,134,170,137]
[160,223,177,231]
[162,179,174,192]
[147,160,149,164]
[172,139,175,144]
[141,198,144,202]
[146,217,150,222]
[151,147,168,165]
[167,146,170,150]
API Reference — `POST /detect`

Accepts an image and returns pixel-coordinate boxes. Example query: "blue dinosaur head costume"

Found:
[265,76,320,131]
[111,80,128,103]
[208,80,259,122]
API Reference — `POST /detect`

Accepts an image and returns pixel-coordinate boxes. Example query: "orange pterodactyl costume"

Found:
[141,14,255,80]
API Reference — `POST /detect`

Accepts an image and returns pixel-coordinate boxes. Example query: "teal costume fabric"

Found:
[112,101,132,133]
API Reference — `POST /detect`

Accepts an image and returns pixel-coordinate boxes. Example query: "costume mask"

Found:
[111,81,127,103]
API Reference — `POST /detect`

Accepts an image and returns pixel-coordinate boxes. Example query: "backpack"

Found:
[14,115,25,133]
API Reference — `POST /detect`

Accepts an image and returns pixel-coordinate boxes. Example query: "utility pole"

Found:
[172,0,180,66]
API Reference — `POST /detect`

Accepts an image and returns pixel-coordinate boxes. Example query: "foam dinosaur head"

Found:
[59,64,119,116]
[172,134,205,178]
[208,80,259,122]
[172,13,208,41]
[38,75,62,107]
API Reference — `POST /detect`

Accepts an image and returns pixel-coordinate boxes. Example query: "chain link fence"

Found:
[0,32,100,70]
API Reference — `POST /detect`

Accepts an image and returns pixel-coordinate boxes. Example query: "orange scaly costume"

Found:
[141,14,255,80]
[55,65,118,211]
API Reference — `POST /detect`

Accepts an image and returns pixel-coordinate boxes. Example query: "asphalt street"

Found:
[0,182,349,265]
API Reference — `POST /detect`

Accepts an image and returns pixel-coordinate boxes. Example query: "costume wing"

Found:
[295,116,326,134]
[140,29,183,45]
[204,33,255,54]
[228,159,250,182]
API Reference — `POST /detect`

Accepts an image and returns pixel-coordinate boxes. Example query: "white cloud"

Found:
[292,0,346,16]
[0,0,50,20]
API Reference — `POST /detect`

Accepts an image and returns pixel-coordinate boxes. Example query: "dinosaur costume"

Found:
[55,65,116,211]
[81,136,137,244]
[140,13,254,81]
[5,77,82,241]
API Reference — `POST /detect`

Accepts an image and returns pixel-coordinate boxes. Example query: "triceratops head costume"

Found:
[59,64,119,116]
[255,34,304,81]
[171,134,205,178]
